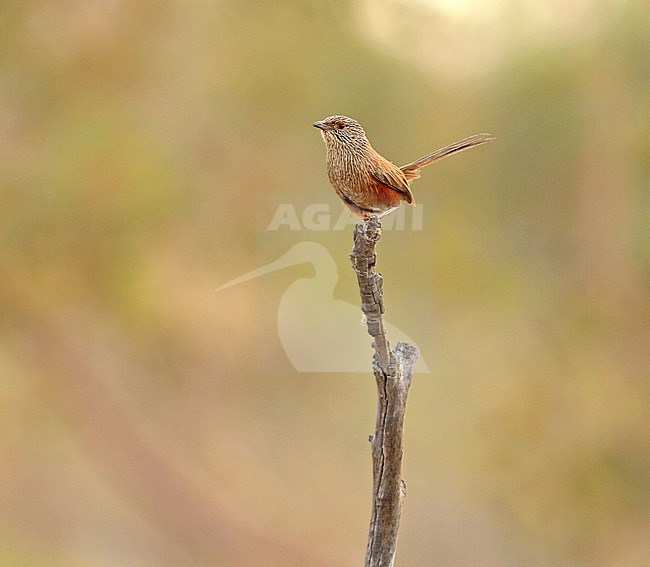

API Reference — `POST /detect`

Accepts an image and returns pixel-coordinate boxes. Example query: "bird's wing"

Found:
[369,159,414,204]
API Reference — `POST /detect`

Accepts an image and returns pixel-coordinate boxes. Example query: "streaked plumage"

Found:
[313,115,494,219]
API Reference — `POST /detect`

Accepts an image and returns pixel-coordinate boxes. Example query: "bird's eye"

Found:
[337,123,345,129]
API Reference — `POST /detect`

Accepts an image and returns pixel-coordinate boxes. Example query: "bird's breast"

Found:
[324,144,403,217]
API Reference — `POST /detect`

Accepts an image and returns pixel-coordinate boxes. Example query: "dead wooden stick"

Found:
[350,217,419,567]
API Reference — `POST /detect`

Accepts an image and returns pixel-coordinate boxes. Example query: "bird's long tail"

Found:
[400,133,494,180]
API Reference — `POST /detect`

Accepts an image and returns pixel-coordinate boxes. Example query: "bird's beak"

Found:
[313,121,332,131]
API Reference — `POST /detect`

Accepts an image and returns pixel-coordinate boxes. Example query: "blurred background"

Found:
[1,1,648,565]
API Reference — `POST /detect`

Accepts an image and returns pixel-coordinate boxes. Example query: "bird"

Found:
[313,115,494,219]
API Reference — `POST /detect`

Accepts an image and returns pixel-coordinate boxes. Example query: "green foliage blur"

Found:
[1,1,648,565]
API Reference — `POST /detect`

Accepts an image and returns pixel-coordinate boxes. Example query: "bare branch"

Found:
[350,217,419,567]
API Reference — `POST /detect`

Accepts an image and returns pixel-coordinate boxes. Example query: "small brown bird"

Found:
[314,115,494,219]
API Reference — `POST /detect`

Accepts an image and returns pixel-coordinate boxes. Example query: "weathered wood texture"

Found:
[350,218,419,567]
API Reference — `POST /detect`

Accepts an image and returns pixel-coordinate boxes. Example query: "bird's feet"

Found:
[377,206,399,219]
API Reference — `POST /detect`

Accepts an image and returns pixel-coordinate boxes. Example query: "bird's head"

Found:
[313,115,368,147]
